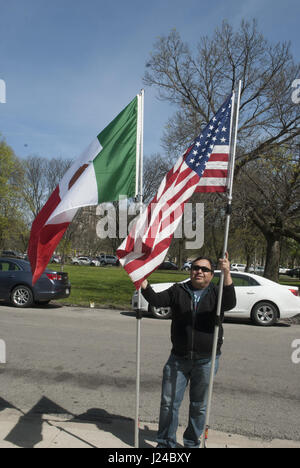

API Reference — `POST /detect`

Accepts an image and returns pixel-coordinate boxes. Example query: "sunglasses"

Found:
[191,265,213,273]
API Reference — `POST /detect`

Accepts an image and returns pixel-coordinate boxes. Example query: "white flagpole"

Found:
[134,89,144,448]
[201,80,242,448]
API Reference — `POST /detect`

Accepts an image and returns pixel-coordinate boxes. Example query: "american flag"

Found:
[196,102,232,193]
[117,94,233,289]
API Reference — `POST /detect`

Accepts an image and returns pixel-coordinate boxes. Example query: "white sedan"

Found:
[132,271,300,326]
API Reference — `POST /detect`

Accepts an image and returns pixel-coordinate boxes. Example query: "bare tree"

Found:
[22,156,48,218]
[46,157,73,196]
[143,153,171,202]
[143,20,300,279]
[144,21,300,167]
[235,147,300,281]
[22,155,73,219]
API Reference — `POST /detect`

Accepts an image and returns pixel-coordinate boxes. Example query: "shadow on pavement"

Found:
[69,408,157,448]
[0,396,157,448]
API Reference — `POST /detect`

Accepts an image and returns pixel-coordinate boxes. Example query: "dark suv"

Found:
[287,268,300,278]
[0,257,71,308]
[2,250,21,257]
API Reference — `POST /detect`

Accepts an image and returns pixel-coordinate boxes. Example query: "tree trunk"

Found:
[245,253,251,272]
[264,233,281,282]
[177,238,184,270]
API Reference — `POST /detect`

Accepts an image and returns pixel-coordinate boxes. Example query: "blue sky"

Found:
[0,0,299,161]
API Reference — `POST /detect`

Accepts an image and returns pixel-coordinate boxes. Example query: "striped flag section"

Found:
[197,152,229,193]
[117,94,233,289]
[28,96,138,284]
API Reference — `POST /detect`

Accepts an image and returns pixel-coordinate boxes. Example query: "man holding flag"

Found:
[117,84,242,448]
[140,253,236,448]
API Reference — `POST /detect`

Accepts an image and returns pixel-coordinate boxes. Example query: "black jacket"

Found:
[142,280,236,358]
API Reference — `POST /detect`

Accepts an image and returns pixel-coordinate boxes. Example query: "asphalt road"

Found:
[0,303,299,442]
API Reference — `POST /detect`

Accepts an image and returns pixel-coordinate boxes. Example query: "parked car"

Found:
[279,267,289,275]
[71,256,101,267]
[248,266,264,275]
[157,261,178,270]
[2,250,22,258]
[231,263,246,272]
[132,271,300,326]
[71,256,92,266]
[0,257,71,308]
[50,256,61,264]
[89,258,101,267]
[97,254,119,266]
[287,268,300,278]
[181,261,192,271]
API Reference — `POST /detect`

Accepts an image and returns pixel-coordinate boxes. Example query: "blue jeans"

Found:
[157,353,220,448]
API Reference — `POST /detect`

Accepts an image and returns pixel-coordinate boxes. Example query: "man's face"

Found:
[190,259,214,289]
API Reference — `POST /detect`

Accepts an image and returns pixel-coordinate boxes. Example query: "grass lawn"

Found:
[49,265,189,309]
[278,276,300,288]
[49,265,300,309]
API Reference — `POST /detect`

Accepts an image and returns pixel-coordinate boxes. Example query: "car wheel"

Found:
[11,286,34,308]
[149,305,172,320]
[251,301,278,327]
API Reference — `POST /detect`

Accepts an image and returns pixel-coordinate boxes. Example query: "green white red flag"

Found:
[28,96,138,284]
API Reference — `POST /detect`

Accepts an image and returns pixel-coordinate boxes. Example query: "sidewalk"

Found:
[0,408,299,448]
